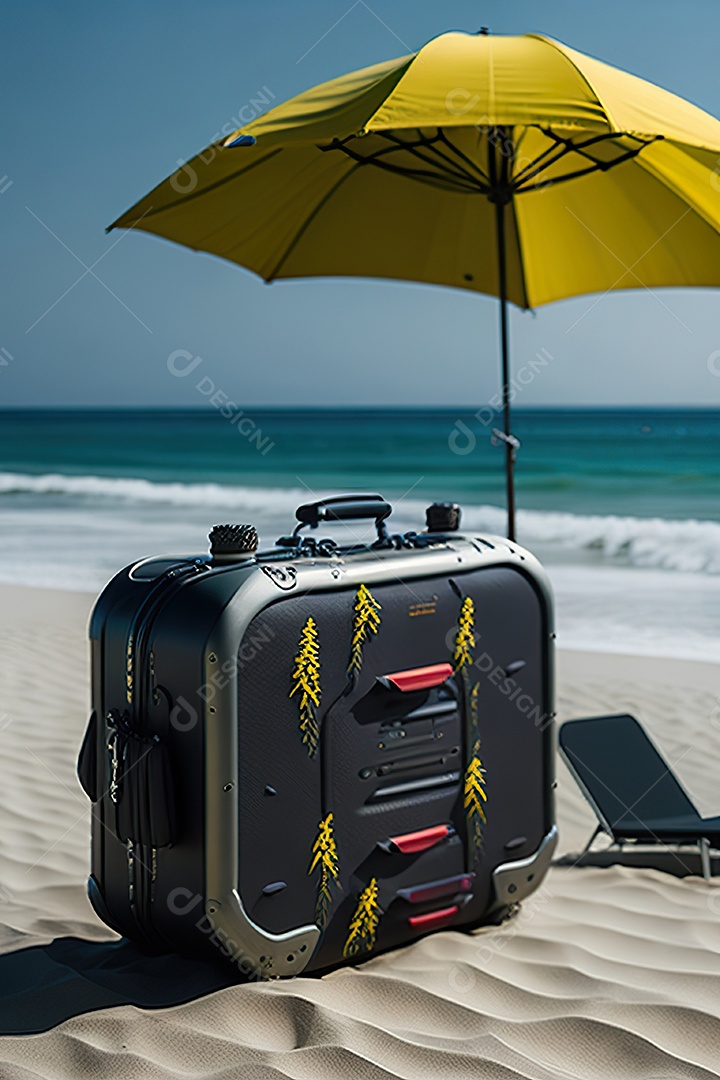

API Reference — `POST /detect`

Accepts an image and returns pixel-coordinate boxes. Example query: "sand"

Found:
[0,583,719,1079]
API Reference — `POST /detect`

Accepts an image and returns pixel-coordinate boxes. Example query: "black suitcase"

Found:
[78,494,557,978]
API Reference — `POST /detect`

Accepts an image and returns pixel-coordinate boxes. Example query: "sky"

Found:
[2,0,720,409]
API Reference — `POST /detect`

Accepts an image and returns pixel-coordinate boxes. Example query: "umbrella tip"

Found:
[477,26,490,34]
[226,134,257,148]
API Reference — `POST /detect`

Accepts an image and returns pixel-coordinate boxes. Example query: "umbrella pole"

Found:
[494,196,517,541]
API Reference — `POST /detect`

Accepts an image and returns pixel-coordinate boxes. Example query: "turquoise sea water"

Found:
[0,408,718,659]
[1,408,718,519]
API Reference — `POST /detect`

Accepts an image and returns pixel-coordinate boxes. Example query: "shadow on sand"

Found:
[0,936,239,1035]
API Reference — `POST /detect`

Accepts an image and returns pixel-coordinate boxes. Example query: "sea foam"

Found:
[1,472,719,576]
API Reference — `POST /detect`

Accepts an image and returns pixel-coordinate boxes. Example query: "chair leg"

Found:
[699,837,712,882]
[580,822,604,857]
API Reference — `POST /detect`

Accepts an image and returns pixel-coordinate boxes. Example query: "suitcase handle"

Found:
[295,493,392,528]
[379,663,454,693]
[378,823,455,855]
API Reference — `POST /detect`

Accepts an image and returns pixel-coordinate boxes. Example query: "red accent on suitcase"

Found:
[408,904,459,930]
[386,823,452,854]
[384,663,454,693]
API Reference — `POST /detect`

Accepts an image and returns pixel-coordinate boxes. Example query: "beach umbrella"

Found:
[110,30,720,540]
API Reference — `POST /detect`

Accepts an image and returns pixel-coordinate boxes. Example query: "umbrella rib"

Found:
[325,138,482,193]
[509,196,531,311]
[361,132,485,190]
[634,146,720,237]
[511,141,570,186]
[110,148,284,228]
[513,130,655,186]
[518,158,603,191]
[434,129,492,187]
[512,126,529,158]
[383,130,485,187]
[515,161,606,192]
[265,162,363,281]
[389,142,485,191]
[551,130,658,164]
[532,34,618,131]
[378,147,476,188]
[514,137,658,192]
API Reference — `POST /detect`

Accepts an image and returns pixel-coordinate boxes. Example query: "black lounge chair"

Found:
[558,714,720,880]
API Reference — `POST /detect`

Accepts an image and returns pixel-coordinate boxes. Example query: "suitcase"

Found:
[78,493,557,978]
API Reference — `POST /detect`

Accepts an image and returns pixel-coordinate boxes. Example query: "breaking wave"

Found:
[1,472,719,575]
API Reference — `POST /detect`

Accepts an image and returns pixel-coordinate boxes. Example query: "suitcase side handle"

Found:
[378,823,455,855]
[295,493,392,528]
[378,663,455,693]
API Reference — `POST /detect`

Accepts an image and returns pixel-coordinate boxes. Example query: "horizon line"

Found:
[0,404,719,413]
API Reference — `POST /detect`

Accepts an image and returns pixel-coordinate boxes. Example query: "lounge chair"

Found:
[558,714,720,880]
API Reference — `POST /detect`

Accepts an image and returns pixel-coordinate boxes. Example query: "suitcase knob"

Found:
[209,523,259,562]
[425,502,461,532]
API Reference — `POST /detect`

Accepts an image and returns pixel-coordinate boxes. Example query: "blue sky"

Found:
[2,0,720,408]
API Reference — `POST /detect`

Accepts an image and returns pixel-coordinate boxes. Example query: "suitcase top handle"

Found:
[295,493,392,528]
[278,494,463,556]
[289,494,393,549]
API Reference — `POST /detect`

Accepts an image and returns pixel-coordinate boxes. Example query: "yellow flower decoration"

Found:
[453,596,475,671]
[464,739,488,860]
[469,679,480,740]
[347,584,382,675]
[343,877,382,957]
[290,616,321,756]
[308,812,340,927]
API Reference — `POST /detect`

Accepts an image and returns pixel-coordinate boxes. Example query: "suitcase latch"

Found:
[261,565,298,590]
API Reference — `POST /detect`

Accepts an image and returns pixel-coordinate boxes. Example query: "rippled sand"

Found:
[0,585,719,1079]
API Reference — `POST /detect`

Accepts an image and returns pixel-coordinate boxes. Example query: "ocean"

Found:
[0,408,718,661]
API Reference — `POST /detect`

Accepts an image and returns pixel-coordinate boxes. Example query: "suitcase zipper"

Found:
[111,560,206,947]
[133,561,207,942]
[127,840,136,905]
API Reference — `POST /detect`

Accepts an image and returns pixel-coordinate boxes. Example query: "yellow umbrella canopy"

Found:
[111,31,720,537]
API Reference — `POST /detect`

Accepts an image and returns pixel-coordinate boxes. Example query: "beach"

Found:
[1,582,718,1079]
[5,0,720,1073]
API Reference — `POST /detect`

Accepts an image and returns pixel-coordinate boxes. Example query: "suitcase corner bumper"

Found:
[489,825,558,911]
[203,893,321,979]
